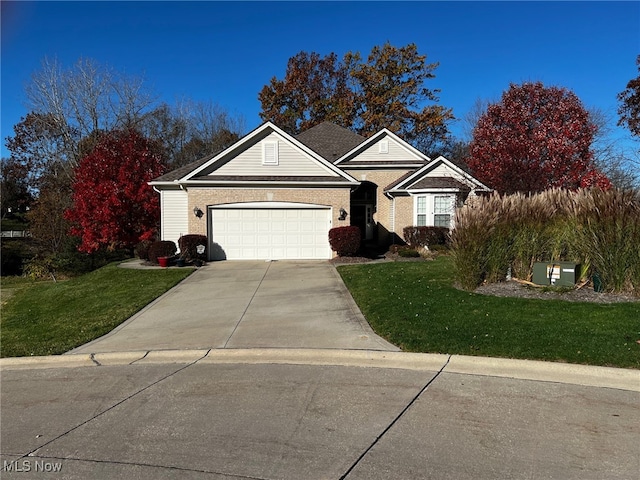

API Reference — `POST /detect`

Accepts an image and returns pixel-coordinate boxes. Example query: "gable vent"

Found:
[379,140,389,154]
[263,141,279,166]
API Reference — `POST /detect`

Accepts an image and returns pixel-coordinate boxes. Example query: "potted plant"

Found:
[148,240,177,267]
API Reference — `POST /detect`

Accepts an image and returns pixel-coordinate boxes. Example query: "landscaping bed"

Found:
[475,280,638,304]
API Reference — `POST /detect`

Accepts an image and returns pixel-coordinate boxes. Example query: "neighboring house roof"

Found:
[295,122,366,162]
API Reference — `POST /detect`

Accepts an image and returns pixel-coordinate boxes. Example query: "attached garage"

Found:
[209,203,332,260]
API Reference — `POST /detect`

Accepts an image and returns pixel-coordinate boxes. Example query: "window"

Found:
[434,195,451,228]
[262,141,279,165]
[416,196,427,226]
[415,194,453,228]
[378,140,389,154]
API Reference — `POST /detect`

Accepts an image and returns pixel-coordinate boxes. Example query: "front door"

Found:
[350,181,377,241]
[364,204,374,240]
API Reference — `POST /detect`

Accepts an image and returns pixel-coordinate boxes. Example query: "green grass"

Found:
[338,256,640,369]
[1,263,194,357]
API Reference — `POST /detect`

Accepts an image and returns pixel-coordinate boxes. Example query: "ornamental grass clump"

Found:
[572,188,640,294]
[451,188,640,296]
[450,194,500,290]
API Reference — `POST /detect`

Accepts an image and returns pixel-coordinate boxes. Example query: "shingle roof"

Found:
[407,176,471,191]
[384,169,419,191]
[295,122,366,161]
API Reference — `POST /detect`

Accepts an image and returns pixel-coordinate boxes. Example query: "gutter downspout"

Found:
[384,190,396,244]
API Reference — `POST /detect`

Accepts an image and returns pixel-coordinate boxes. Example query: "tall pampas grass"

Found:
[451,188,640,295]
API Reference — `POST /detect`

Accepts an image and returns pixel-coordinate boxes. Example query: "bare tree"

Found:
[590,107,639,189]
[24,56,156,167]
[141,99,245,168]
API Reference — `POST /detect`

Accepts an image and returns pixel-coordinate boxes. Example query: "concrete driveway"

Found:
[71,261,398,354]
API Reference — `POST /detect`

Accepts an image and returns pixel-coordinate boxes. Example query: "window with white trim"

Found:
[378,140,389,154]
[262,141,279,165]
[414,194,454,228]
[434,195,452,228]
[416,196,427,226]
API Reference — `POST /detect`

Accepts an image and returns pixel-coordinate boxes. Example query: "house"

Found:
[149,121,490,260]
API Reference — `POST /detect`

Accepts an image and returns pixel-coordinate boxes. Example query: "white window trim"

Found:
[378,140,389,154]
[413,194,455,228]
[262,141,279,166]
[415,195,427,227]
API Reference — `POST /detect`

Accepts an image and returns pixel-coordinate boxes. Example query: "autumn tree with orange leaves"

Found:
[259,43,454,152]
[467,82,611,195]
[618,55,640,138]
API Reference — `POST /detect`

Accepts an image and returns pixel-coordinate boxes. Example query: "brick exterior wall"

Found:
[393,195,414,243]
[186,187,351,237]
[342,169,412,245]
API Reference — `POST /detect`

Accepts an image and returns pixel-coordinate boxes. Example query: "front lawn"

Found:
[338,256,640,369]
[1,263,194,357]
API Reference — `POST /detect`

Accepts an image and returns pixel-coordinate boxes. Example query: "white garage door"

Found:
[211,206,332,260]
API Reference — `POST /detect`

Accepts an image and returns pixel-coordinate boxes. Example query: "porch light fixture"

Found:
[193,206,204,218]
[338,208,348,220]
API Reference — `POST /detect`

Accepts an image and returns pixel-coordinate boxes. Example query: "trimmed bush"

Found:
[178,234,208,262]
[329,226,361,256]
[398,248,421,258]
[403,226,449,248]
[134,240,153,261]
[148,240,177,264]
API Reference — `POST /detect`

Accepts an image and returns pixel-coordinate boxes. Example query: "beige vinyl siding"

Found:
[353,136,422,163]
[161,189,189,250]
[210,132,335,177]
[423,162,467,181]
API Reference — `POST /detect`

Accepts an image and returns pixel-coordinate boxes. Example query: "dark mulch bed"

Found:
[475,280,638,304]
[329,250,433,265]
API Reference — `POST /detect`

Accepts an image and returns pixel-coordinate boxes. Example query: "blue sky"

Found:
[2,1,639,159]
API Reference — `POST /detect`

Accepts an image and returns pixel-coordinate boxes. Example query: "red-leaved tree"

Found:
[467,82,611,194]
[65,129,165,253]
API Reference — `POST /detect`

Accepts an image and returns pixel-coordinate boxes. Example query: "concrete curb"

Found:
[2,349,639,392]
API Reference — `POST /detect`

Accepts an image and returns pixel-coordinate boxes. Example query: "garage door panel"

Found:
[211,207,331,260]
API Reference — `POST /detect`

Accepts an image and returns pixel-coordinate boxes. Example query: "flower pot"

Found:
[176,258,185,267]
[158,256,169,268]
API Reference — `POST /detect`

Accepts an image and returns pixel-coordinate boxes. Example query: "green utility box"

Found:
[532,262,580,287]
